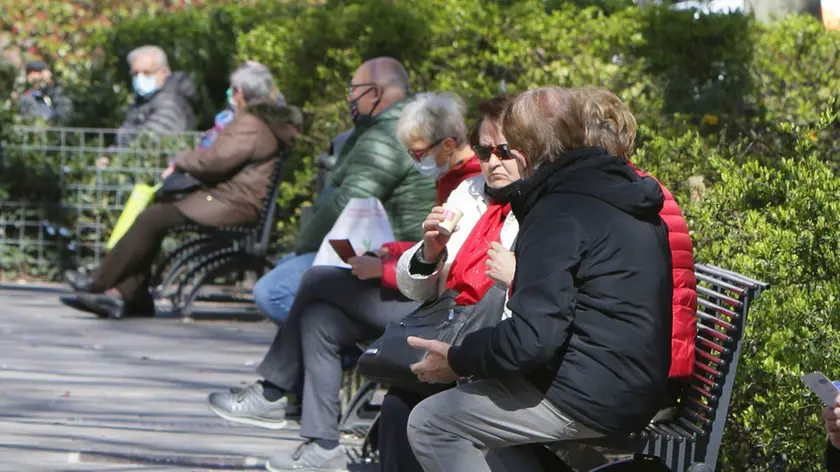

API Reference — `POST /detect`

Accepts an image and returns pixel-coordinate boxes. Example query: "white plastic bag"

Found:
[312,197,396,268]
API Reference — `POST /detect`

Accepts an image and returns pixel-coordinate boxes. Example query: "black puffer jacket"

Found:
[116,71,198,148]
[448,147,674,436]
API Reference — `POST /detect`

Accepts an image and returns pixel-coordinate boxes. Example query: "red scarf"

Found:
[436,156,482,205]
[445,202,512,306]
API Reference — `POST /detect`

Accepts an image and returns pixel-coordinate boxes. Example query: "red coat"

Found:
[380,157,483,289]
[635,168,697,380]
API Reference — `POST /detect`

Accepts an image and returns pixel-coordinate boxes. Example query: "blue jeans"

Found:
[253,252,317,325]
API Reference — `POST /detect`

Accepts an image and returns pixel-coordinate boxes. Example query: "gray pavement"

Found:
[0,288,370,472]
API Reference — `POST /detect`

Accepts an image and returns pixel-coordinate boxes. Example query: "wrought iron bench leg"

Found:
[153,236,219,297]
[339,380,380,435]
[174,248,242,316]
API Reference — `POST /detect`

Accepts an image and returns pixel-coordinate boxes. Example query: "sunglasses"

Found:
[473,143,515,162]
[407,137,447,160]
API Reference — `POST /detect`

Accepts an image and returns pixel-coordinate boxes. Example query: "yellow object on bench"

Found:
[106,183,162,251]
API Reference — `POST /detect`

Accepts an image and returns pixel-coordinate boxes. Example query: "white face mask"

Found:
[413,153,446,180]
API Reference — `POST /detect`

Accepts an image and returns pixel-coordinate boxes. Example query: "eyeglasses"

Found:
[473,143,515,162]
[407,137,447,160]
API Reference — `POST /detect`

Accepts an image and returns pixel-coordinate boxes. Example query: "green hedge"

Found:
[2,1,840,468]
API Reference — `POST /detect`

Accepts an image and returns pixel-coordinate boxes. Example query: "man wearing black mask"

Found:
[18,61,73,124]
[249,57,436,327]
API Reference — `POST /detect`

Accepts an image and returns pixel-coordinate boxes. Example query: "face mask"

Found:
[349,87,381,124]
[484,181,522,205]
[226,88,238,111]
[132,73,159,97]
[29,78,48,92]
[413,153,446,180]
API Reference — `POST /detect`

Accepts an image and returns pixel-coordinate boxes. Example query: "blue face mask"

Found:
[413,153,446,181]
[132,73,159,97]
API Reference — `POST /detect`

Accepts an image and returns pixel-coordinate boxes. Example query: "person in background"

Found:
[250,57,436,326]
[199,61,286,150]
[115,45,198,149]
[17,61,73,124]
[62,64,301,319]
[575,86,697,406]
[205,91,479,472]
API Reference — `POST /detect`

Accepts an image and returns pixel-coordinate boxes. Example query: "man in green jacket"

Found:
[253,57,436,326]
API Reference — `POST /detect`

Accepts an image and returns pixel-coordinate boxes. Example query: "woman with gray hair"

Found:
[395,92,481,203]
[63,63,303,320]
[200,61,286,149]
[204,91,482,472]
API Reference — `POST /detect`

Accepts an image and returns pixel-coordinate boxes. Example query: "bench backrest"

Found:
[637,263,768,471]
[251,155,287,256]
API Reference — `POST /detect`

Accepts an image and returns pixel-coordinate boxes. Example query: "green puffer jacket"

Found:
[294,95,437,254]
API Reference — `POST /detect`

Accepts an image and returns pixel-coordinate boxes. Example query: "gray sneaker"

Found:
[265,440,346,472]
[207,382,288,429]
[229,386,302,417]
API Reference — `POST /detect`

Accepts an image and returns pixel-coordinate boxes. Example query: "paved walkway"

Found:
[0,287,369,471]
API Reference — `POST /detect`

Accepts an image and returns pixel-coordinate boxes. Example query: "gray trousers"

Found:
[407,376,603,472]
[256,265,419,440]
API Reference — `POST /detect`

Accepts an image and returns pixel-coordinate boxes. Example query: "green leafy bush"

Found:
[688,126,840,470]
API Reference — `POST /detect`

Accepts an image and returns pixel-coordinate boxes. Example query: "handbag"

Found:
[155,171,202,202]
[356,283,508,396]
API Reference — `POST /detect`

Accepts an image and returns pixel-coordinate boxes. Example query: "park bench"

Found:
[340,263,769,471]
[151,156,285,317]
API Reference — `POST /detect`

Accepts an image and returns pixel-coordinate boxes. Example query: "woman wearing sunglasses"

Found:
[377,93,539,472]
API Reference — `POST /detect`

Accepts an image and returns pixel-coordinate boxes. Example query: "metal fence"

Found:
[0,126,204,278]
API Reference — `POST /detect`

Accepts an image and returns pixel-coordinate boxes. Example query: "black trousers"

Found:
[379,387,426,472]
[90,203,187,303]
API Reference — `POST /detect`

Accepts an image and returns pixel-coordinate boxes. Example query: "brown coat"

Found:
[172,101,301,227]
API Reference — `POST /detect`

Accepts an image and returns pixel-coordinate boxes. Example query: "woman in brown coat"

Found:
[63,63,301,319]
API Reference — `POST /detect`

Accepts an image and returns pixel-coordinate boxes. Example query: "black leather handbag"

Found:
[155,171,202,202]
[356,284,508,396]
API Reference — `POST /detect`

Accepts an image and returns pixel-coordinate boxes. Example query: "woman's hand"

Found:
[161,163,176,180]
[485,242,516,287]
[422,206,456,262]
[348,255,383,280]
